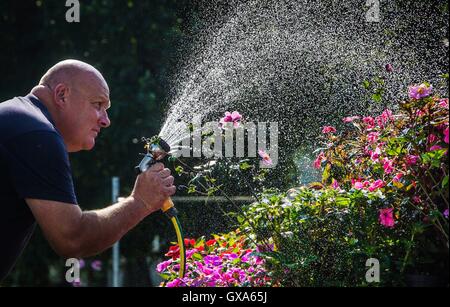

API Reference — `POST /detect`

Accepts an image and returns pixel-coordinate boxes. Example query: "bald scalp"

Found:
[39,59,106,91]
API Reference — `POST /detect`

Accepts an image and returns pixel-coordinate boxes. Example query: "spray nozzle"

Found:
[135,136,171,174]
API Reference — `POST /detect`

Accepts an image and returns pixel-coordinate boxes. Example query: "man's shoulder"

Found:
[0,95,57,143]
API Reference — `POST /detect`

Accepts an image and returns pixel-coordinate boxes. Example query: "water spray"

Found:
[135,136,185,279]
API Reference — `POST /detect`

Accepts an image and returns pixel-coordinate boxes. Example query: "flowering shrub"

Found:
[237,83,448,286]
[157,229,274,287]
[313,82,448,252]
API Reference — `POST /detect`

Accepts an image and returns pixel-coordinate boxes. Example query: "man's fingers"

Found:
[159,168,171,178]
[148,162,164,172]
[164,185,176,196]
[162,176,174,186]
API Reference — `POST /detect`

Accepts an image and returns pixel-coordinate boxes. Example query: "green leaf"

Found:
[187,185,197,194]
[239,161,253,171]
[372,92,382,103]
[175,165,184,175]
[192,253,203,261]
[322,163,331,183]
[442,176,449,189]
[363,80,370,89]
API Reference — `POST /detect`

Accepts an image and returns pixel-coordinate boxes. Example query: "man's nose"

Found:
[99,110,111,128]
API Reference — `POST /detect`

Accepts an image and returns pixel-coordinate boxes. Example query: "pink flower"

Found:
[220,111,242,128]
[352,179,370,190]
[415,109,426,117]
[379,208,395,228]
[393,173,403,182]
[429,145,443,151]
[383,158,394,174]
[427,134,438,144]
[91,260,102,271]
[439,98,448,109]
[444,126,449,144]
[313,152,326,169]
[444,209,449,219]
[367,132,380,144]
[156,259,172,273]
[204,255,222,266]
[322,126,337,134]
[368,179,385,192]
[370,147,382,161]
[343,116,360,123]
[166,278,183,287]
[375,109,393,128]
[331,179,340,190]
[405,154,419,166]
[363,116,375,129]
[258,149,273,166]
[408,83,433,100]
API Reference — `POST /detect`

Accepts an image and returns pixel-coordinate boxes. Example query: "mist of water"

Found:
[159,0,448,181]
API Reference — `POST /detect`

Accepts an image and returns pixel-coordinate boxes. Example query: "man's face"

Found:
[61,74,111,152]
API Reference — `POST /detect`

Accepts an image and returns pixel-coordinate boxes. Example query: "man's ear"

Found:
[53,83,69,107]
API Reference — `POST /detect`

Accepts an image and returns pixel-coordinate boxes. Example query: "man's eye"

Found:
[92,102,102,109]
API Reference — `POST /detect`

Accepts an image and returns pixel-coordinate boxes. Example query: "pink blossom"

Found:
[258,149,273,166]
[393,173,403,182]
[343,116,360,123]
[331,179,340,190]
[376,109,393,128]
[429,145,443,151]
[370,147,382,161]
[405,155,419,166]
[186,249,198,259]
[156,259,172,273]
[352,179,370,190]
[383,158,394,174]
[313,152,326,169]
[167,278,183,287]
[444,209,449,219]
[444,126,449,144]
[368,179,385,192]
[439,98,448,109]
[415,109,426,117]
[204,255,222,266]
[363,116,375,129]
[379,208,395,228]
[408,83,433,100]
[220,111,242,128]
[367,132,380,143]
[91,260,102,271]
[427,134,438,144]
[322,126,337,134]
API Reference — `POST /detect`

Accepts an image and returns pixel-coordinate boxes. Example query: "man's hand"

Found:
[131,162,176,213]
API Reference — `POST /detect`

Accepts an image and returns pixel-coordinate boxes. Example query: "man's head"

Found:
[33,59,111,152]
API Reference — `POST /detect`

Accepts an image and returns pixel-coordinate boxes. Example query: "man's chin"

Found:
[83,139,96,151]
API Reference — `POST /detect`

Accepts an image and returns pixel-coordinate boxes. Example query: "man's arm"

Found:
[26,163,175,258]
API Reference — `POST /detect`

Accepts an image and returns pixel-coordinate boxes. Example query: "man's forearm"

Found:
[74,196,153,257]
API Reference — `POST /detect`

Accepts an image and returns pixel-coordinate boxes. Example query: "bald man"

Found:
[0,60,176,282]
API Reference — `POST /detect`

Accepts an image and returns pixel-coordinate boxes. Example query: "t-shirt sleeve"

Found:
[3,131,78,204]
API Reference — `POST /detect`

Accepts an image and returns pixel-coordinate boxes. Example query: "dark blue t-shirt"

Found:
[0,94,78,282]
